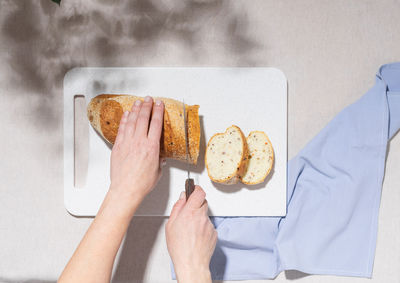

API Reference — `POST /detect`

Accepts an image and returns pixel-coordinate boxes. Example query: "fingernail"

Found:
[179,191,185,199]
[135,100,141,106]
[155,99,162,106]
[123,111,129,117]
[144,96,152,102]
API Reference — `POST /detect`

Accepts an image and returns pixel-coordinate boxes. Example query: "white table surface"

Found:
[0,0,399,282]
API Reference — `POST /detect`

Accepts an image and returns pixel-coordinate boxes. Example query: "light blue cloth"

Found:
[171,63,400,280]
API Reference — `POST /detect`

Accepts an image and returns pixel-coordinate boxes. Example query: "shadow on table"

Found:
[112,217,168,283]
[1,0,263,133]
[285,270,310,280]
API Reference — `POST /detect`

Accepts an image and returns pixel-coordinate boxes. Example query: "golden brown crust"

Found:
[87,94,200,164]
[187,105,200,165]
[100,100,123,144]
[240,130,274,185]
[205,125,249,184]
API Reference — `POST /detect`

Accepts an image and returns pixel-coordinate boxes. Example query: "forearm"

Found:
[176,266,212,283]
[59,187,142,283]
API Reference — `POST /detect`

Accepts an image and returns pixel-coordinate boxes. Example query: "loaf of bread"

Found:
[205,125,249,184]
[240,131,274,185]
[87,94,200,164]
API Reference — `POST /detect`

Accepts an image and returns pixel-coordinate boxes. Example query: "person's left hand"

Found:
[58,96,165,283]
[109,96,165,202]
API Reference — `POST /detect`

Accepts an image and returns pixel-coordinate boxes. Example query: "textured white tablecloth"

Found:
[0,0,399,282]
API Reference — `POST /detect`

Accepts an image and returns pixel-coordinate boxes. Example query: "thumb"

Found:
[169,191,186,221]
[186,186,206,209]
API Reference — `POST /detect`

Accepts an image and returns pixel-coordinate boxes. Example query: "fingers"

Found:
[199,199,209,214]
[125,100,142,139]
[186,186,206,209]
[114,110,129,145]
[134,96,153,138]
[169,191,186,222]
[148,99,164,141]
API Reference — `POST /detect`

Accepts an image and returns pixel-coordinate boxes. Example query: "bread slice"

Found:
[205,125,249,185]
[240,131,274,185]
[87,94,200,164]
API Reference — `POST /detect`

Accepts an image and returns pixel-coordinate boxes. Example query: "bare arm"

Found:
[166,187,218,283]
[59,96,165,283]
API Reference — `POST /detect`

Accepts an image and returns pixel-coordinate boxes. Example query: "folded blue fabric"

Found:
[171,63,400,280]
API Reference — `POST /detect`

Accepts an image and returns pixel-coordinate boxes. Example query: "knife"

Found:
[182,99,195,200]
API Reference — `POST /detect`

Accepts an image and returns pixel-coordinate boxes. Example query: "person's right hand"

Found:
[165,186,217,283]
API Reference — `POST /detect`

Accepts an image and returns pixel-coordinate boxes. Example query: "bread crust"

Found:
[87,94,200,164]
[205,125,249,185]
[240,130,274,185]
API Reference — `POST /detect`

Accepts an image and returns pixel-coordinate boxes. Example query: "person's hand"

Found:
[109,96,165,202]
[166,186,217,283]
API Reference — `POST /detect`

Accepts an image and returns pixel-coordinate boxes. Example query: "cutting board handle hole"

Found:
[74,95,89,189]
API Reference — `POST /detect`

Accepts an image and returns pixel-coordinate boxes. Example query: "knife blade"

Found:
[182,99,195,200]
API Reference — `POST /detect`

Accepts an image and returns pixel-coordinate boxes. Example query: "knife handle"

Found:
[185,178,195,200]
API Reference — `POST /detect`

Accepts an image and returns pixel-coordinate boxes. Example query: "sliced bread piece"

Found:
[205,125,249,185]
[240,131,274,185]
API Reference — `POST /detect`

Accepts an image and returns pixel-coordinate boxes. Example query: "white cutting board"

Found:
[64,68,287,216]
